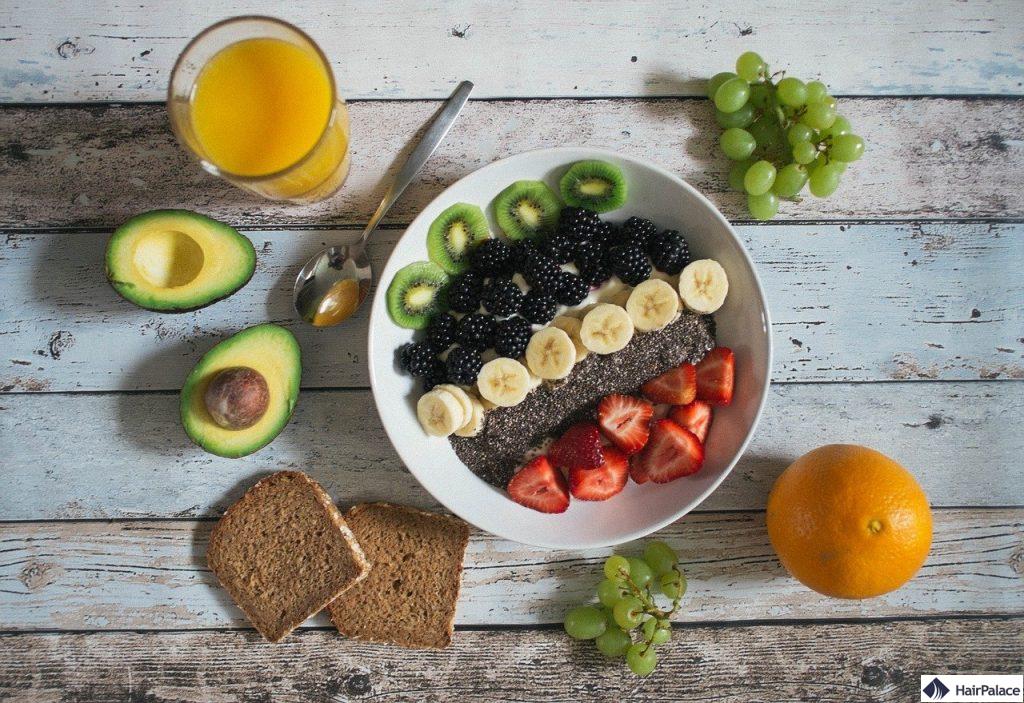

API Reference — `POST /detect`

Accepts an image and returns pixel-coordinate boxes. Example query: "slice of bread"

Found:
[327,503,470,649]
[207,471,369,643]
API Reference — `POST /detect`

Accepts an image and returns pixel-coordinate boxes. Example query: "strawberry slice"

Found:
[695,347,735,406]
[549,422,604,470]
[569,446,629,501]
[641,363,697,405]
[632,419,704,483]
[597,394,653,455]
[628,453,650,484]
[507,456,570,513]
[669,400,713,443]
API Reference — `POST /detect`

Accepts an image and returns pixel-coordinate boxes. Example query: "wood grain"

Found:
[0,99,1021,229]
[1,223,1020,393]
[1,0,1022,102]
[2,382,1018,520]
[0,510,1020,630]
[1,619,1022,702]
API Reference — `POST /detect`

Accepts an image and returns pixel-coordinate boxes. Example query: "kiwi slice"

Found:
[386,261,450,329]
[427,203,491,274]
[559,160,627,213]
[492,180,561,240]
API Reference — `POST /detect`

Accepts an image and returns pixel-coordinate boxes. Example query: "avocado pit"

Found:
[204,366,270,430]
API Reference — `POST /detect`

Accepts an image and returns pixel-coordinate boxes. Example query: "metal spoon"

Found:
[294,80,474,327]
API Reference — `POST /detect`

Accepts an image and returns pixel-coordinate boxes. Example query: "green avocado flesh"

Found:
[180,324,301,458]
[106,209,256,312]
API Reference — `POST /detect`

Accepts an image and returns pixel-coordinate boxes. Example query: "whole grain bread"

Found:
[207,471,369,642]
[327,503,470,649]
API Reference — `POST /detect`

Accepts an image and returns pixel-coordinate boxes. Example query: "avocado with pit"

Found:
[180,324,301,458]
[106,209,256,312]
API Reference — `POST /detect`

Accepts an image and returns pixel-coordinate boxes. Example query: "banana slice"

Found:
[525,327,576,380]
[476,357,532,407]
[454,394,486,437]
[610,286,633,308]
[550,315,589,363]
[580,303,634,354]
[626,279,681,332]
[416,389,467,437]
[679,259,729,314]
[435,384,474,422]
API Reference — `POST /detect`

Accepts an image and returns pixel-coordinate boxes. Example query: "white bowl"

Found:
[368,147,772,549]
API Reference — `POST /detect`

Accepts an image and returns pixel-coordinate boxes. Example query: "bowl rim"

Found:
[367,145,773,548]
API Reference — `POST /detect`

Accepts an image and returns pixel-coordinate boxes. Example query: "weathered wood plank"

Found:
[1,0,1022,101]
[1,224,1019,393]
[1,99,1021,228]
[0,510,1019,630]
[2,382,1018,520]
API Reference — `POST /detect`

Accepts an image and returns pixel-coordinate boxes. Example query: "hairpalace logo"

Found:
[920,675,1023,702]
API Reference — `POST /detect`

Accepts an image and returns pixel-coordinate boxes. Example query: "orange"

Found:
[765,444,932,599]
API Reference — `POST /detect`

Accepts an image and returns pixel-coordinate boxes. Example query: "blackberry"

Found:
[456,313,496,352]
[472,239,513,277]
[481,278,524,317]
[620,216,659,249]
[608,244,652,285]
[579,262,612,287]
[447,271,483,313]
[509,241,539,274]
[446,346,483,385]
[540,231,576,264]
[423,359,448,391]
[523,254,561,296]
[573,239,604,272]
[647,229,691,275]
[494,315,532,358]
[520,289,558,325]
[401,341,438,377]
[427,313,459,349]
[555,271,589,306]
[557,207,602,241]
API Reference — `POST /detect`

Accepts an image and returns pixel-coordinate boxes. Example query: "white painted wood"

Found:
[0,509,1018,630]
[1,1,1021,102]
[2,382,1017,520]
[1,224,1020,393]
[1,100,1021,228]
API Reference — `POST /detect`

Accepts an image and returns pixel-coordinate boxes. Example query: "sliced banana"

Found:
[476,357,531,407]
[626,279,680,332]
[416,389,467,437]
[610,286,633,308]
[525,327,576,380]
[580,303,634,354]
[454,394,486,437]
[679,259,729,314]
[550,315,589,363]
[435,384,474,422]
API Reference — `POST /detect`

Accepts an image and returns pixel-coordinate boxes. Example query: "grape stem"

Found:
[620,567,684,651]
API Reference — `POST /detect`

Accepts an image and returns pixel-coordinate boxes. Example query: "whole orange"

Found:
[766,444,932,599]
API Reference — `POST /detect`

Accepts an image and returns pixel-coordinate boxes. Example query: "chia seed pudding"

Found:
[450,311,716,488]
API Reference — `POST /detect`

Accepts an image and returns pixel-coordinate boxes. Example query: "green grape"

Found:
[612,596,644,629]
[808,163,843,197]
[596,627,632,658]
[713,77,750,113]
[801,102,837,130]
[715,102,755,129]
[805,80,828,103]
[823,115,851,138]
[642,541,678,576]
[719,127,757,160]
[626,643,658,676]
[604,555,631,581]
[643,617,672,646]
[728,159,754,192]
[603,607,619,629]
[748,192,779,220]
[564,605,607,640]
[772,163,809,197]
[792,141,817,164]
[658,568,689,599]
[813,154,847,173]
[735,51,766,82]
[706,71,738,99]
[743,160,776,195]
[746,116,775,147]
[748,83,772,109]
[830,133,865,162]
[598,579,629,607]
[626,557,654,588]
[776,77,808,107]
[787,123,815,147]
[820,94,838,111]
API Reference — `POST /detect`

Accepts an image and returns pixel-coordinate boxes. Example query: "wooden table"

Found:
[1,2,1022,700]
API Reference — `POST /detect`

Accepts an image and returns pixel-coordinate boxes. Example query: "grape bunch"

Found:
[708,51,866,220]
[562,541,686,676]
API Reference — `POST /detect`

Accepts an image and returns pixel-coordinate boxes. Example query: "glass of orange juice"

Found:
[168,16,350,203]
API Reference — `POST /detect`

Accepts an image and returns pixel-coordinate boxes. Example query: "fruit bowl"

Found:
[368,147,772,549]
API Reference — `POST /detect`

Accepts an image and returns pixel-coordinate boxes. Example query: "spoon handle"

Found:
[360,80,474,242]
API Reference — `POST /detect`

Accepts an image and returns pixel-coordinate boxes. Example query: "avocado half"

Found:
[180,324,301,458]
[106,209,256,312]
